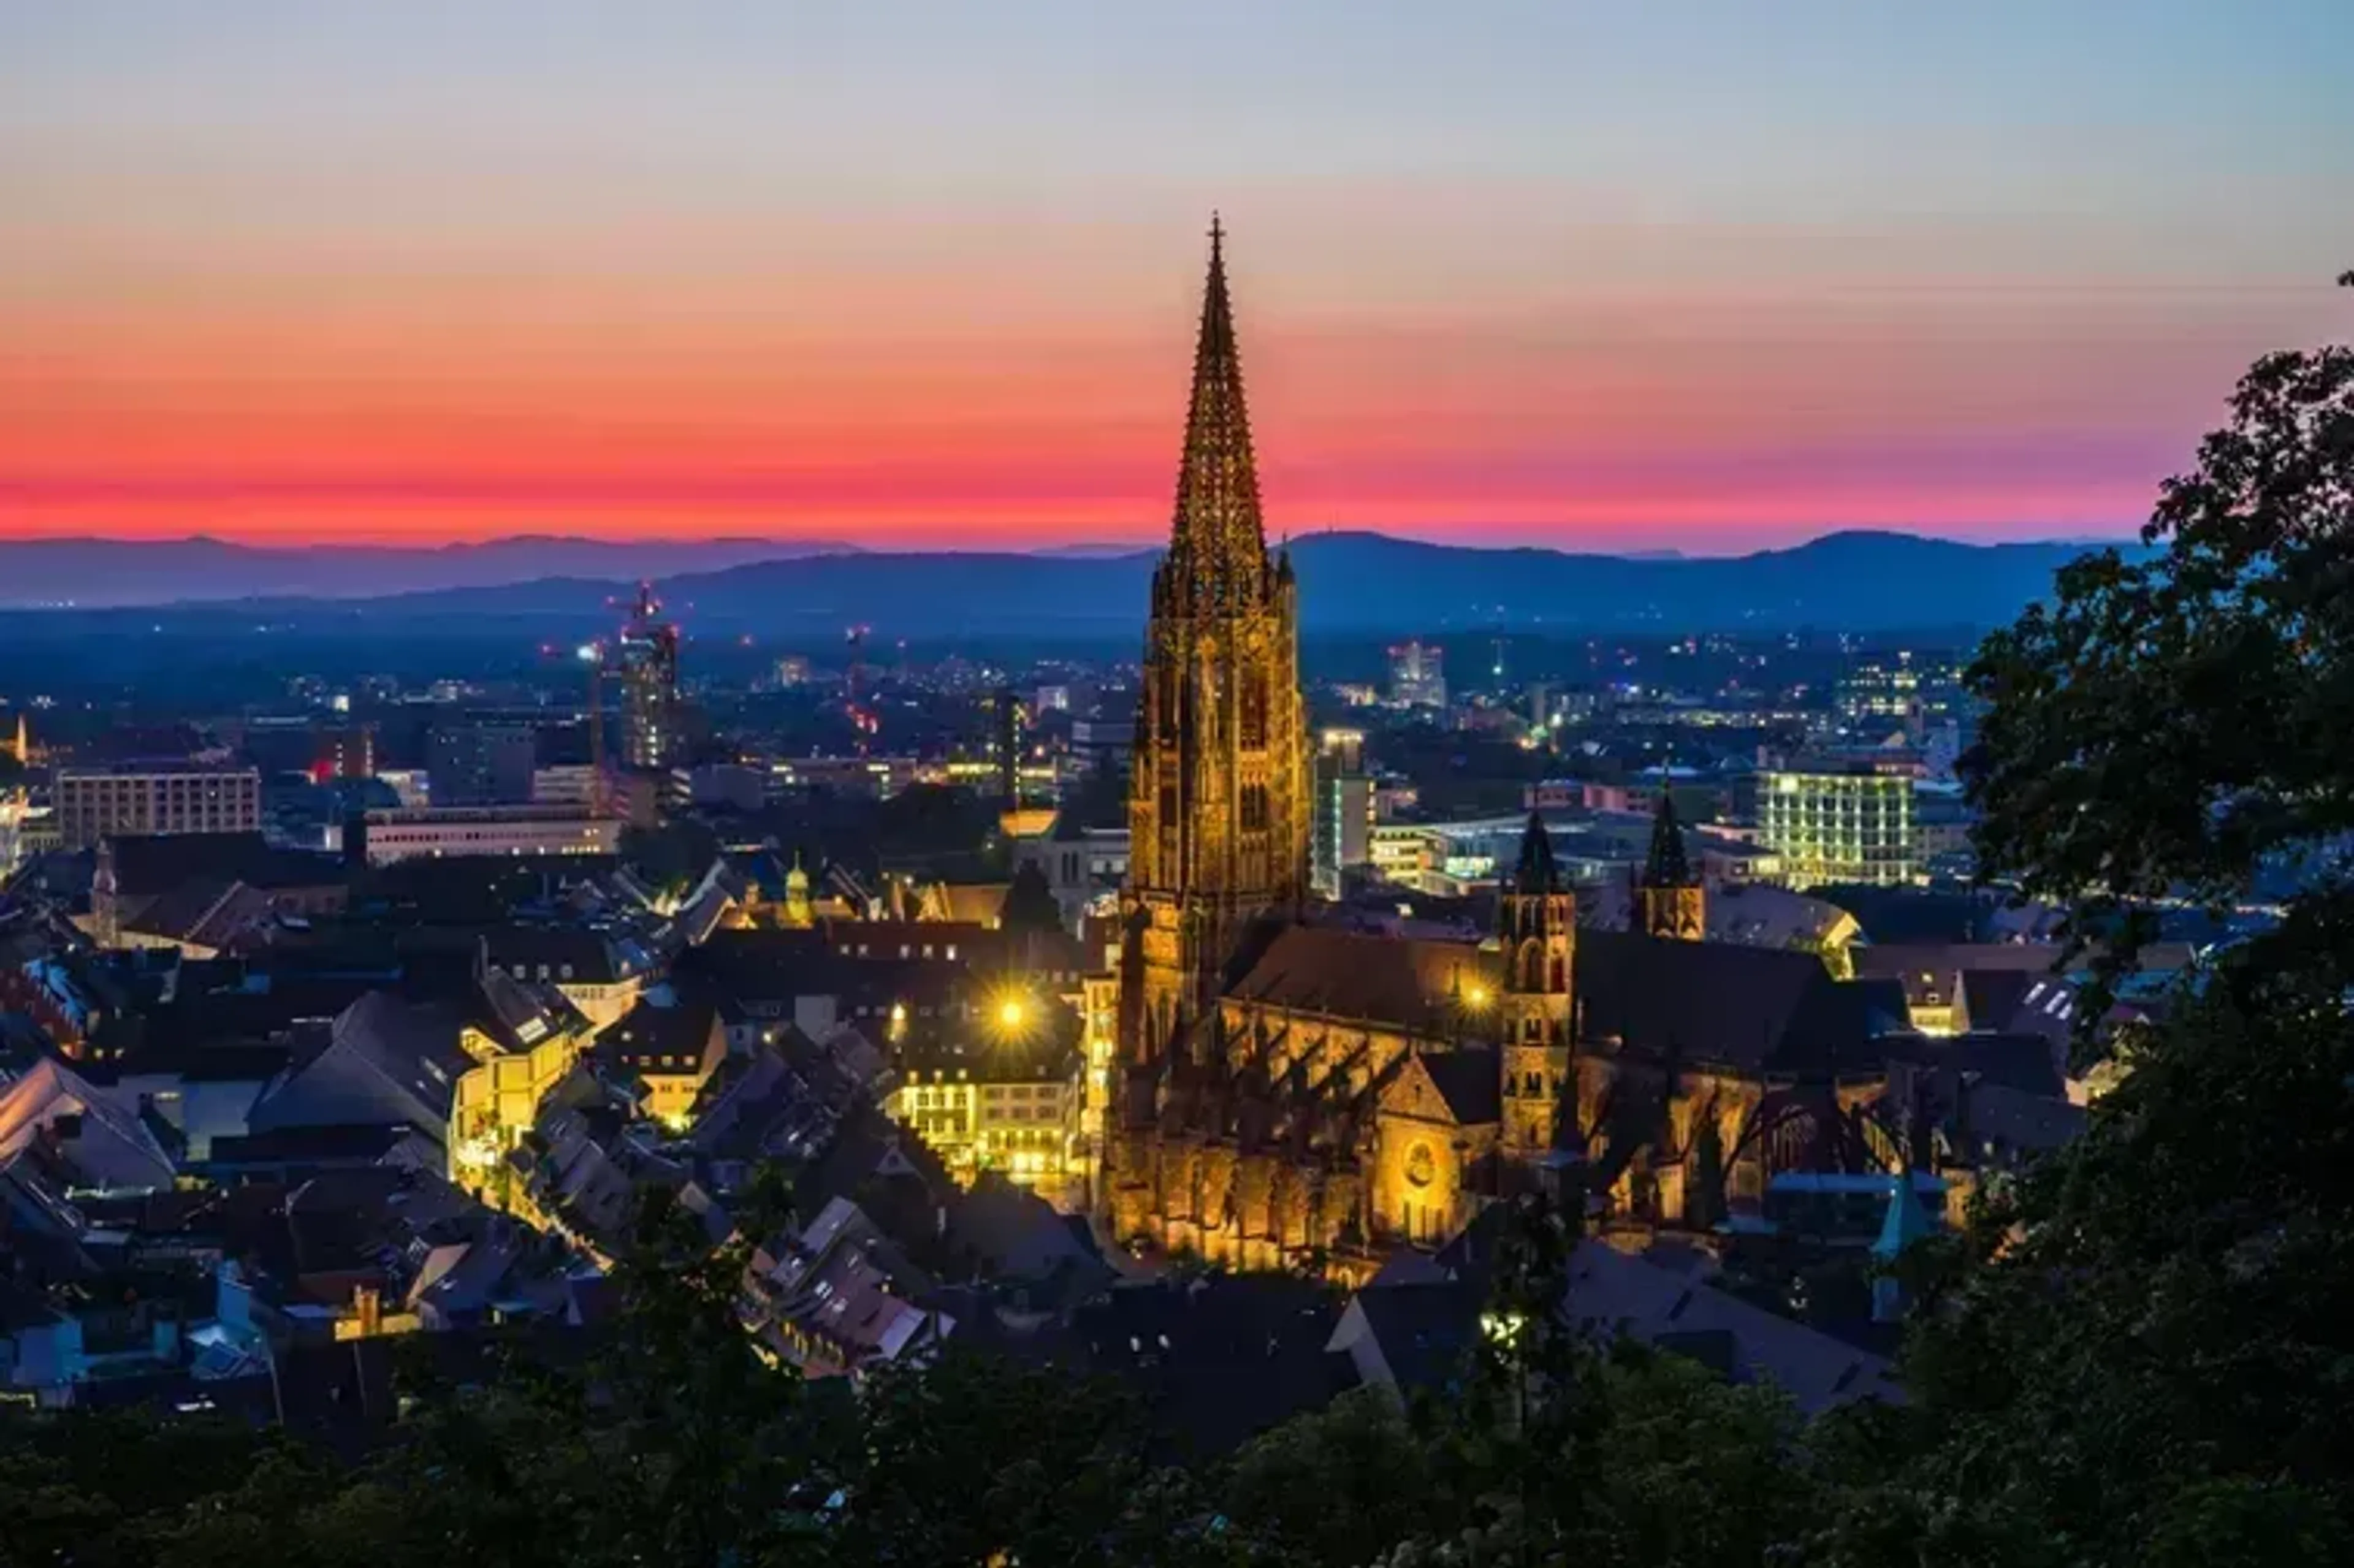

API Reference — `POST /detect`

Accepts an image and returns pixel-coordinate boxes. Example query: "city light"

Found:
[1479,1310,1528,1347]
[1463,980,1491,1011]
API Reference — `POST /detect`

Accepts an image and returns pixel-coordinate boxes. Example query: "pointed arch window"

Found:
[1240,669,1269,750]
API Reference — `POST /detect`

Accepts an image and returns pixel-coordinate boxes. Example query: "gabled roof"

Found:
[1572,929,1905,1075]
[0,1056,179,1190]
[1333,1278,1482,1395]
[598,988,723,1076]
[1226,923,1904,1076]
[320,991,476,1119]
[1381,1048,1501,1127]
[1225,927,1493,1032]
[1562,1239,1900,1414]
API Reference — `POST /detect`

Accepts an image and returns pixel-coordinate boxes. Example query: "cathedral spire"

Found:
[1167,213,1270,611]
[1644,791,1694,889]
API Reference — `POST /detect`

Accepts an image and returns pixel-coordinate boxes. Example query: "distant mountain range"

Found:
[6,528,2139,636]
[0,535,860,607]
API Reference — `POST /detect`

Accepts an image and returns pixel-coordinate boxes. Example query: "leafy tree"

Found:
[1898,269,2354,1563]
[1221,1390,1441,1568]
[1965,270,2354,1005]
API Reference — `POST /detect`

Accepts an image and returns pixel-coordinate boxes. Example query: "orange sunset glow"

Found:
[6,6,2352,550]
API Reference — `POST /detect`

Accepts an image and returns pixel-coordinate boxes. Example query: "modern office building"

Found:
[53,761,262,850]
[1758,764,1916,888]
[1387,639,1447,709]
[427,723,539,806]
[615,583,682,771]
[1834,651,1968,746]
[1312,728,1375,898]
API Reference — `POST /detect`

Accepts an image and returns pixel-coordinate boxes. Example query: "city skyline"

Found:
[6,2,2352,552]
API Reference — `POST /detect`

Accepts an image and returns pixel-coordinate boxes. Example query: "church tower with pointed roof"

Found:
[1638,791,1706,941]
[1118,218,1309,1098]
[1498,812,1576,1163]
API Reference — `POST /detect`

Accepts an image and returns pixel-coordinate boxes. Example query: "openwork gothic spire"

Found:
[1166,214,1272,612]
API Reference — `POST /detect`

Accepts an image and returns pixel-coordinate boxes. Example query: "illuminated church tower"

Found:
[1638,791,1706,940]
[1118,218,1309,1089]
[1499,813,1575,1162]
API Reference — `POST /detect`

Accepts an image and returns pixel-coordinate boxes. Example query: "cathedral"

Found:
[1105,224,1916,1275]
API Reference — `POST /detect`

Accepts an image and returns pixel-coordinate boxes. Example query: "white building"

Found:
[54,762,261,849]
[359,804,621,866]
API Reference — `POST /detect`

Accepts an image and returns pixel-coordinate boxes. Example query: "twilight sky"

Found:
[4,2,2351,553]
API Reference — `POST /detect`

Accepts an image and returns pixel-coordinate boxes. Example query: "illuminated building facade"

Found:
[616,582,682,771]
[55,762,262,850]
[0,788,38,878]
[1759,765,1915,888]
[888,1066,1078,1190]
[359,804,623,865]
[1100,229,1925,1275]
[1312,728,1374,899]
[1116,218,1310,1089]
[1834,650,1965,745]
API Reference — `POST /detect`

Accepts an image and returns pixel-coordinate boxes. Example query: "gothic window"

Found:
[1241,669,1269,750]
[1240,783,1268,831]
[1551,955,1567,991]
[1518,942,1544,992]
[1159,784,1178,828]
[1523,1071,1544,1097]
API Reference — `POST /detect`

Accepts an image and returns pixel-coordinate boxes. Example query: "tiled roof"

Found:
[1224,927,1494,1030]
[1225,923,1903,1077]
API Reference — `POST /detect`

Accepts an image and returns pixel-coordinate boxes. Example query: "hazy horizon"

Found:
[0,522,2141,561]
[6,2,2350,552]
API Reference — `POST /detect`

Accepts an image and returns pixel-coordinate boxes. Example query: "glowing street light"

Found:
[1479,1309,1528,1347]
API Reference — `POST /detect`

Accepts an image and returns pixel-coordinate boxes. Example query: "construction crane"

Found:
[577,641,612,818]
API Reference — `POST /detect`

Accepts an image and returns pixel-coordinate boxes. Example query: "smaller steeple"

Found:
[1512,810,1560,894]
[1637,792,1706,942]
[1644,791,1694,889]
[783,849,813,928]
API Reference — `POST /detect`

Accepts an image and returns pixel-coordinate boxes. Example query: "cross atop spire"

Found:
[1165,214,1270,612]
